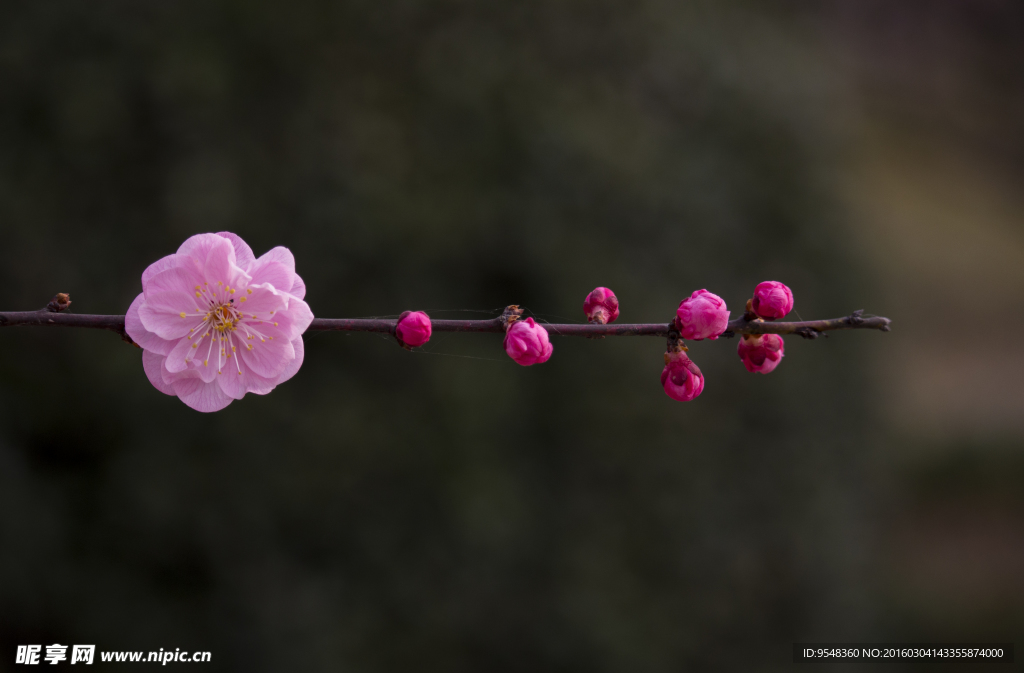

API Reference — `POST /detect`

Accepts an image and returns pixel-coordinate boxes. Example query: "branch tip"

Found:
[796,326,821,340]
[46,293,72,313]
[500,305,524,331]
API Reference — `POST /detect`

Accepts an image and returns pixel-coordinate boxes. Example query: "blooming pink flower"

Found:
[504,317,553,366]
[661,350,704,401]
[737,333,785,374]
[126,232,313,412]
[396,310,432,348]
[584,287,620,324]
[751,281,794,319]
[675,289,730,340]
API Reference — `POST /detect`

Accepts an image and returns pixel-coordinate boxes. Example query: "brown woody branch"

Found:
[0,297,891,342]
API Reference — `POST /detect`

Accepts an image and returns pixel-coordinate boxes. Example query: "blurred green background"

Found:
[1,1,1022,670]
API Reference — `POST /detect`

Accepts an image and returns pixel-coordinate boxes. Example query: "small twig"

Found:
[0,310,128,331]
[0,294,137,345]
[46,292,72,312]
[719,310,889,339]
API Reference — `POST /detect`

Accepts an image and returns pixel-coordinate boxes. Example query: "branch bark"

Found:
[0,307,891,340]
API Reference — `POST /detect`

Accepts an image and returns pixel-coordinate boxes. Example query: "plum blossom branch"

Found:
[0,298,891,339]
[0,266,893,413]
[311,313,891,337]
[2,234,891,413]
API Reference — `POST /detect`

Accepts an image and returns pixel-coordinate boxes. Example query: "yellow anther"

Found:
[217,281,223,285]
[273,322,278,326]
[230,288,235,294]
[180,312,186,318]
[238,371,242,375]
[240,297,246,302]
[192,344,198,349]
[218,371,222,375]
[246,288,252,294]
[195,286,200,290]
[196,292,201,297]
[203,360,208,366]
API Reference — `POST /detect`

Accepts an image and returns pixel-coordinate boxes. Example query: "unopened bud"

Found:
[46,292,72,312]
[504,317,553,366]
[583,287,619,324]
[737,333,785,374]
[661,350,704,401]
[396,310,432,348]
[751,281,794,320]
[675,289,729,340]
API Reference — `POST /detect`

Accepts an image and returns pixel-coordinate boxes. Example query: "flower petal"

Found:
[216,367,264,400]
[202,235,250,288]
[250,246,297,293]
[215,231,256,270]
[238,330,295,378]
[246,297,313,342]
[141,253,186,287]
[168,332,221,382]
[289,273,306,300]
[238,283,290,317]
[272,336,304,387]
[143,264,205,301]
[240,313,297,343]
[142,349,177,395]
[125,293,177,356]
[216,338,279,399]
[177,233,234,266]
[195,338,224,382]
[138,291,207,340]
[165,333,205,374]
[248,260,295,295]
[170,370,235,412]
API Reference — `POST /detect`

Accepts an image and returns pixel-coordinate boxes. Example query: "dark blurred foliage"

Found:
[0,1,1020,671]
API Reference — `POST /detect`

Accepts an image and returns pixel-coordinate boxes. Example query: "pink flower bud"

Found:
[504,317,553,366]
[737,333,785,374]
[661,350,705,401]
[751,281,794,319]
[674,289,730,340]
[583,287,620,324]
[396,310,432,348]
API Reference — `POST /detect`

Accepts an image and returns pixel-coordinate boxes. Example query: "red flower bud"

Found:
[751,281,794,320]
[737,333,784,374]
[674,289,730,340]
[583,287,619,324]
[396,310,432,348]
[661,350,704,401]
[504,317,553,366]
